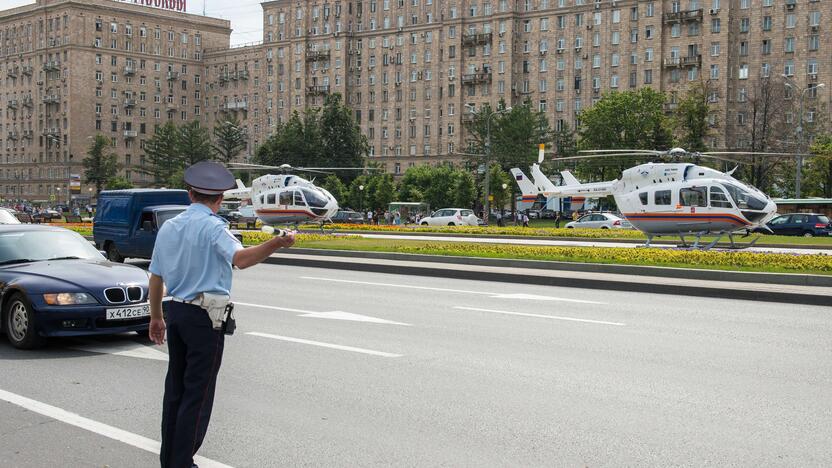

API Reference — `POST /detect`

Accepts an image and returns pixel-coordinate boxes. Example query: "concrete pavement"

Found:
[0,263,830,466]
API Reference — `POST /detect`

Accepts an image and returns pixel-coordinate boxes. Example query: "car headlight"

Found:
[43,293,97,305]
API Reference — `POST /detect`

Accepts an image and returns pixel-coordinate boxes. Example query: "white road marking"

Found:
[69,339,169,361]
[301,276,605,304]
[453,306,626,326]
[299,311,411,326]
[246,332,402,358]
[236,302,410,325]
[0,388,233,468]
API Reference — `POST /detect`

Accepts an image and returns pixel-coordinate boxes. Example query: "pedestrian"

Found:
[384,210,391,225]
[148,161,295,468]
[522,212,529,227]
[555,211,561,229]
[496,212,503,227]
[367,209,373,225]
[394,211,401,225]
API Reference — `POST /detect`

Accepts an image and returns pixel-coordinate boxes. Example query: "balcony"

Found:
[462,32,493,47]
[681,54,702,67]
[305,50,331,62]
[166,71,180,81]
[222,101,249,111]
[123,98,136,108]
[123,130,138,138]
[663,57,681,67]
[123,65,135,75]
[8,131,19,140]
[461,72,492,84]
[22,97,33,108]
[305,85,330,95]
[42,61,60,71]
[664,9,703,23]
[218,72,231,83]
[236,69,250,80]
[42,94,60,104]
[43,127,60,137]
[21,65,33,76]
[165,102,178,109]
[22,130,33,139]
[7,99,18,109]
[7,67,18,78]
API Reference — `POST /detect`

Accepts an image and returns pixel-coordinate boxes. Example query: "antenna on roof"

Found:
[203,0,207,16]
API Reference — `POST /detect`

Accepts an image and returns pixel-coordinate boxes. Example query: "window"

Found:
[680,187,707,207]
[738,64,748,79]
[711,18,720,33]
[639,192,648,205]
[785,37,795,53]
[740,18,749,33]
[710,186,732,208]
[655,190,671,205]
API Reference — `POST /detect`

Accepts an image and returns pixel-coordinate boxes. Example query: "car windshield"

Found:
[155,209,185,228]
[0,230,103,264]
[0,210,21,224]
[722,183,767,211]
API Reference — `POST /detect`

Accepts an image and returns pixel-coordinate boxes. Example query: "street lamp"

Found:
[782,75,825,198]
[465,104,511,222]
[359,184,364,212]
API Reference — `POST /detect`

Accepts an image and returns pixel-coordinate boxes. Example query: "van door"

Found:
[129,210,157,258]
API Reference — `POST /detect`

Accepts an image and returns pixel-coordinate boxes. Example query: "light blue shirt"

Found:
[149,203,243,301]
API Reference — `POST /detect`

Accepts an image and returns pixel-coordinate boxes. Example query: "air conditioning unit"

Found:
[556,49,564,54]
[587,24,593,30]
[709,8,719,15]
[540,50,547,55]
[811,25,819,32]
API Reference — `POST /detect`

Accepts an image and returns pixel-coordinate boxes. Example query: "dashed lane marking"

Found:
[246,332,403,357]
[453,306,626,326]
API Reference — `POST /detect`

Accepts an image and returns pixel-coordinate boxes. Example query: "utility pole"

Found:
[782,75,825,198]
[466,104,510,223]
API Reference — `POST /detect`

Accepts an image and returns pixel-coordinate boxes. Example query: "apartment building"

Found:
[0,0,230,203]
[2,0,829,202]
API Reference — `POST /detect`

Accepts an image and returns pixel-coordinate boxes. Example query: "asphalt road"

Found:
[1,261,831,467]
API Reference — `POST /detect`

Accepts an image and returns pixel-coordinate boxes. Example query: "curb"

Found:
[281,248,832,288]
[265,251,831,307]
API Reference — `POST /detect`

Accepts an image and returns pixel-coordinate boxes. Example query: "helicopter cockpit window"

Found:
[639,192,648,205]
[654,190,672,205]
[723,183,767,211]
[260,194,265,204]
[279,191,292,205]
[301,188,329,208]
[680,187,707,207]
[709,186,732,208]
[266,193,276,205]
[293,190,307,206]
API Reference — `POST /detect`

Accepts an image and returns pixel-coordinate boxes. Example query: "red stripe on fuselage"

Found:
[623,212,749,225]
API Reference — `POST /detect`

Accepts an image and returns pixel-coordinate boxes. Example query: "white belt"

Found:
[170,296,204,306]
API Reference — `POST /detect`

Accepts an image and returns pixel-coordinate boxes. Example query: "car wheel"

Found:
[567,226,574,229]
[106,242,124,263]
[601,226,609,229]
[803,231,814,238]
[421,222,428,226]
[4,293,45,349]
[447,222,455,226]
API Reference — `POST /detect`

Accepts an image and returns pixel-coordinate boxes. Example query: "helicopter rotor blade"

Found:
[578,149,662,154]
[553,153,666,161]
[702,151,812,157]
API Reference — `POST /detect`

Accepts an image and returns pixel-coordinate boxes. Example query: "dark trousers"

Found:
[160,301,225,468]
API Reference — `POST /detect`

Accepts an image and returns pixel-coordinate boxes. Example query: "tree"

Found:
[487,164,512,211]
[396,164,475,211]
[320,174,348,204]
[319,93,369,175]
[141,121,181,187]
[82,134,119,194]
[464,100,553,171]
[674,81,712,153]
[178,121,213,166]
[577,88,672,180]
[212,116,248,163]
[451,169,477,209]
[371,173,396,211]
[255,111,318,168]
[346,176,369,211]
[807,134,832,197]
[105,176,134,190]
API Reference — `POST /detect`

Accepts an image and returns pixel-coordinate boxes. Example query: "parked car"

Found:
[0,225,150,349]
[329,210,366,224]
[0,208,21,225]
[420,208,480,226]
[565,212,632,229]
[218,208,242,224]
[759,213,831,237]
[35,209,62,221]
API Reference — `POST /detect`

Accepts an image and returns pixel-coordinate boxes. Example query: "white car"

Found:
[0,208,21,224]
[420,208,479,226]
[565,212,631,229]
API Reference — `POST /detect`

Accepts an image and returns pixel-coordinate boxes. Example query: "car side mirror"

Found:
[142,220,153,231]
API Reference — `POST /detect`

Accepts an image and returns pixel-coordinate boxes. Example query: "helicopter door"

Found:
[278,191,292,207]
[266,193,276,206]
[293,190,307,208]
[709,186,732,209]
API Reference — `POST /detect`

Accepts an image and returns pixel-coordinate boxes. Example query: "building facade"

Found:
[2,0,830,203]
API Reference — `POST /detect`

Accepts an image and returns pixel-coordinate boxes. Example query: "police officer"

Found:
[148,161,295,468]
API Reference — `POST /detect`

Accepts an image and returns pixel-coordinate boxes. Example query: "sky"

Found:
[6,0,266,45]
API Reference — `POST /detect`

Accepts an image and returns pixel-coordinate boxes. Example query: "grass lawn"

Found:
[292,236,832,276]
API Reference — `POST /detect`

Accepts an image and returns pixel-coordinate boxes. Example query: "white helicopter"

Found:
[511,145,789,249]
[223,163,365,226]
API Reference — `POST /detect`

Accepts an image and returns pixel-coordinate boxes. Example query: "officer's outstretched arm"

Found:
[233,232,295,269]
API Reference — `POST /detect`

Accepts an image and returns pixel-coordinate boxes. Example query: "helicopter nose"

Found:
[760,200,778,224]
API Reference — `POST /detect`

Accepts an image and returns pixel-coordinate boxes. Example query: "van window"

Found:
[98,197,130,224]
[680,187,707,207]
[267,193,276,205]
[279,191,292,205]
[709,186,732,208]
[639,192,648,205]
[654,190,671,205]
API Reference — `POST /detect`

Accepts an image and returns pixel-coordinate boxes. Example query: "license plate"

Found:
[106,304,150,320]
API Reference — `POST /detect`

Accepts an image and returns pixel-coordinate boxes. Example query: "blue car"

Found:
[0,225,150,349]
